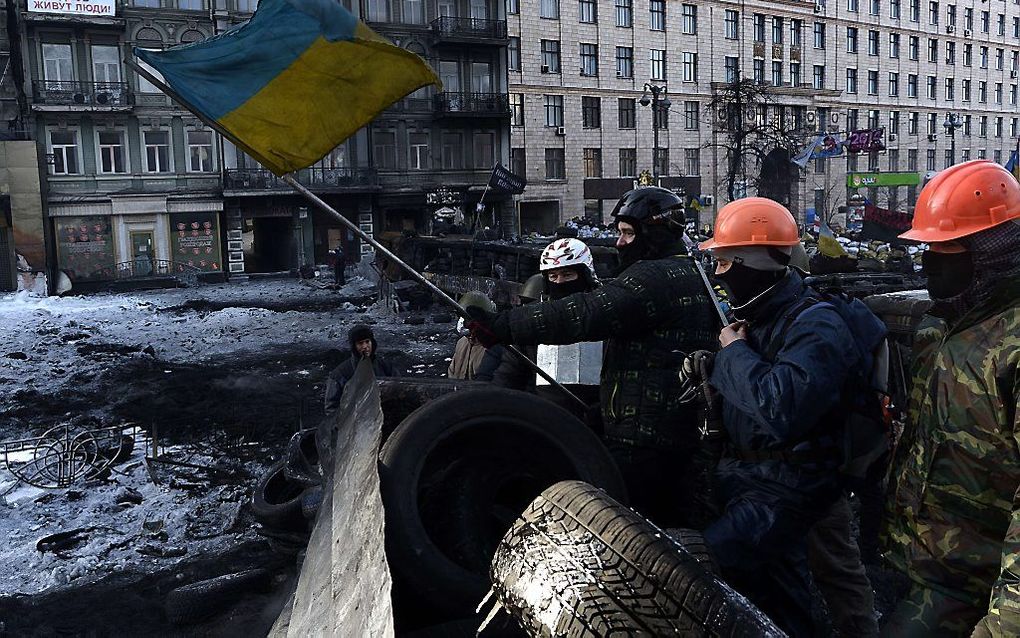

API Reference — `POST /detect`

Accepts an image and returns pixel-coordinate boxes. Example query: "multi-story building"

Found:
[508,0,1020,229]
[15,0,511,287]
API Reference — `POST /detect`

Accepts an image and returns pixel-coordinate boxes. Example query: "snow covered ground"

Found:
[0,275,458,613]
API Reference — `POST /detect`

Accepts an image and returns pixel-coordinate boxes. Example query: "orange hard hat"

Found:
[901,159,1020,242]
[699,197,799,250]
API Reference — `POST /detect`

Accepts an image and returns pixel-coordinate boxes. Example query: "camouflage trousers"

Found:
[880,584,984,637]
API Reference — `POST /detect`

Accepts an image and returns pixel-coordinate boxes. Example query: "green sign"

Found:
[847,172,920,188]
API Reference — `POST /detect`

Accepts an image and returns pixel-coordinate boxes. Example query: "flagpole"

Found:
[125,55,587,412]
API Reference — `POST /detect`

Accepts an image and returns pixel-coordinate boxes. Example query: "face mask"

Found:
[712,262,784,307]
[617,234,651,272]
[546,275,590,300]
[922,250,974,300]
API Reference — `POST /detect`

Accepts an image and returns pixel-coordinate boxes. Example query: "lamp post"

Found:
[943,112,963,166]
[639,84,671,180]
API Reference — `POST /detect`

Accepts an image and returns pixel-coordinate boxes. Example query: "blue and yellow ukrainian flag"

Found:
[134,0,439,176]
[1005,150,1020,182]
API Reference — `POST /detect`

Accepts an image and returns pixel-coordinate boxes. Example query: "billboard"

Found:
[28,0,116,16]
[170,212,222,272]
[847,172,921,188]
[55,216,115,282]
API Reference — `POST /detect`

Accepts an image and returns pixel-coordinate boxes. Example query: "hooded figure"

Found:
[324,324,399,414]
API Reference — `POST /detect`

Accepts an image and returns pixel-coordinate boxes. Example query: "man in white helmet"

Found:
[539,237,600,300]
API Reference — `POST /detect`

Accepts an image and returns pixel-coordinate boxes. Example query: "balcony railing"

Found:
[33,81,132,108]
[433,92,510,117]
[224,167,379,191]
[430,16,508,42]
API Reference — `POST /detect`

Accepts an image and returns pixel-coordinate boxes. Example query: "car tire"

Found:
[165,568,273,625]
[252,461,307,532]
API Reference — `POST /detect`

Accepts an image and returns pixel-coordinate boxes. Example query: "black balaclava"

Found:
[616,220,687,272]
[713,262,787,310]
[926,220,1020,320]
[545,266,591,300]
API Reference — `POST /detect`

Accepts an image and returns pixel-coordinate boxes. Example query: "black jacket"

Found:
[324,354,398,414]
[488,255,718,448]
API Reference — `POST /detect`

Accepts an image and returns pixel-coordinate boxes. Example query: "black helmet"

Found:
[611,187,686,231]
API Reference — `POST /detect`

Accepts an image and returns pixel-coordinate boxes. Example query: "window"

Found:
[868,70,878,94]
[946,41,955,64]
[994,150,1002,165]
[753,59,765,83]
[868,30,879,55]
[928,0,938,24]
[870,0,880,14]
[615,0,631,27]
[470,62,491,92]
[507,0,518,14]
[889,149,899,170]
[995,82,1003,104]
[579,0,597,22]
[725,10,739,39]
[682,52,698,82]
[848,0,858,11]
[889,72,900,95]
[772,16,783,44]
[653,148,668,176]
[545,148,565,179]
[908,111,919,134]
[790,62,802,86]
[908,148,918,171]
[979,80,987,102]
[541,40,561,73]
[510,93,524,126]
[995,116,1004,137]
[908,36,919,60]
[681,4,696,34]
[649,0,665,30]
[813,64,825,89]
[1012,85,1018,106]
[508,38,520,72]
[964,114,972,135]
[97,130,127,174]
[580,43,598,76]
[439,60,460,92]
[42,43,73,86]
[582,96,601,128]
[472,133,493,169]
[963,79,971,101]
[754,14,766,42]
[409,133,429,170]
[509,148,525,178]
[964,43,972,66]
[998,13,1006,36]
[965,7,973,30]
[619,148,636,176]
[927,38,938,63]
[890,0,900,18]
[365,0,388,21]
[908,74,918,97]
[186,130,213,172]
[1012,118,1019,138]
[909,0,919,21]
[583,148,602,177]
[544,95,564,126]
[981,10,989,33]
[996,48,1004,71]
[1014,16,1019,38]
[890,111,900,134]
[441,132,462,169]
[927,75,937,99]
[653,104,668,129]
[684,149,700,176]
[846,68,858,93]
[868,151,880,171]
[848,108,859,129]
[650,49,665,81]
[890,33,900,58]
[791,19,803,46]
[540,0,558,18]
[684,101,699,129]
[847,27,859,53]
[927,112,938,134]
[618,98,636,128]
[143,130,171,173]
[979,115,988,136]
[403,0,424,23]
[616,47,634,78]
[725,56,739,83]
[947,3,956,25]
[772,61,783,86]
[91,45,121,85]
[980,46,988,69]
[814,22,826,49]
[925,149,936,171]
[945,77,954,101]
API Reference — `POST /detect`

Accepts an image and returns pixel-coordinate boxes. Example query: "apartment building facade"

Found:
[508,0,1020,229]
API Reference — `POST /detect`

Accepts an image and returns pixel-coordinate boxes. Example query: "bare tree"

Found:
[704,73,809,203]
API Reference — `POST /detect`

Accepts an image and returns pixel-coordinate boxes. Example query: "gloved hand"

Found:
[463,305,500,348]
[677,350,716,404]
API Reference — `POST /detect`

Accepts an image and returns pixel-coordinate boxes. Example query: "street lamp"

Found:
[943,112,963,165]
[639,84,671,179]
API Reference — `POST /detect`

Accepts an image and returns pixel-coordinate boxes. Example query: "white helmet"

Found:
[539,238,598,284]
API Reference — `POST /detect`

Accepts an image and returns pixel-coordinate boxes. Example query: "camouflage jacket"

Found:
[488,255,719,448]
[884,282,1020,635]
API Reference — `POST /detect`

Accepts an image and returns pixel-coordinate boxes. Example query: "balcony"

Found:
[433,92,510,118]
[32,81,133,111]
[223,168,379,195]
[429,17,508,45]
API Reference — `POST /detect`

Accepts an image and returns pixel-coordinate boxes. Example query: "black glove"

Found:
[463,305,500,348]
[677,350,715,404]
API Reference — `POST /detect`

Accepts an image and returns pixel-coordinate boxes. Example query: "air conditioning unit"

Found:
[888,133,898,142]
[541,64,550,74]
[927,133,938,141]
[964,28,973,37]
[700,195,715,207]
[946,24,956,33]
[616,71,624,77]
[555,126,566,136]
[95,92,110,105]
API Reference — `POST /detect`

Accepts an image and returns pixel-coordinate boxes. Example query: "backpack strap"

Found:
[763,295,824,362]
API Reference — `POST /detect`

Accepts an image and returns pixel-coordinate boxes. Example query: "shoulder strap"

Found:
[764,296,824,361]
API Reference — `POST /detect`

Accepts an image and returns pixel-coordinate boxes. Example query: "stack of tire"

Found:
[251,428,324,553]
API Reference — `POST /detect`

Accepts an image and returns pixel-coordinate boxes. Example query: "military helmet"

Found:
[519,273,545,303]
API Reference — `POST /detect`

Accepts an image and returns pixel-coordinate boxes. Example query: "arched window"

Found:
[180,30,205,44]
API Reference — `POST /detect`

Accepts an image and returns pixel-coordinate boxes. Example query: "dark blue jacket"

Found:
[709,270,887,506]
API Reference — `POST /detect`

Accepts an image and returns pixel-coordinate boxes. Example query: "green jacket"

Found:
[884,283,1020,635]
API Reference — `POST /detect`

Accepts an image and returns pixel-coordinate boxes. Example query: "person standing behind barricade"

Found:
[698,198,887,637]
[883,159,1020,638]
[465,187,719,528]
[487,273,543,390]
[324,324,399,414]
[332,243,345,287]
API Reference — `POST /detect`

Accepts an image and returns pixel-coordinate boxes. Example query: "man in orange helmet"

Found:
[699,197,887,637]
[883,159,1020,637]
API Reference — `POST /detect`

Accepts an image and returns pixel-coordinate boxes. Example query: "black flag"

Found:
[487,163,527,194]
